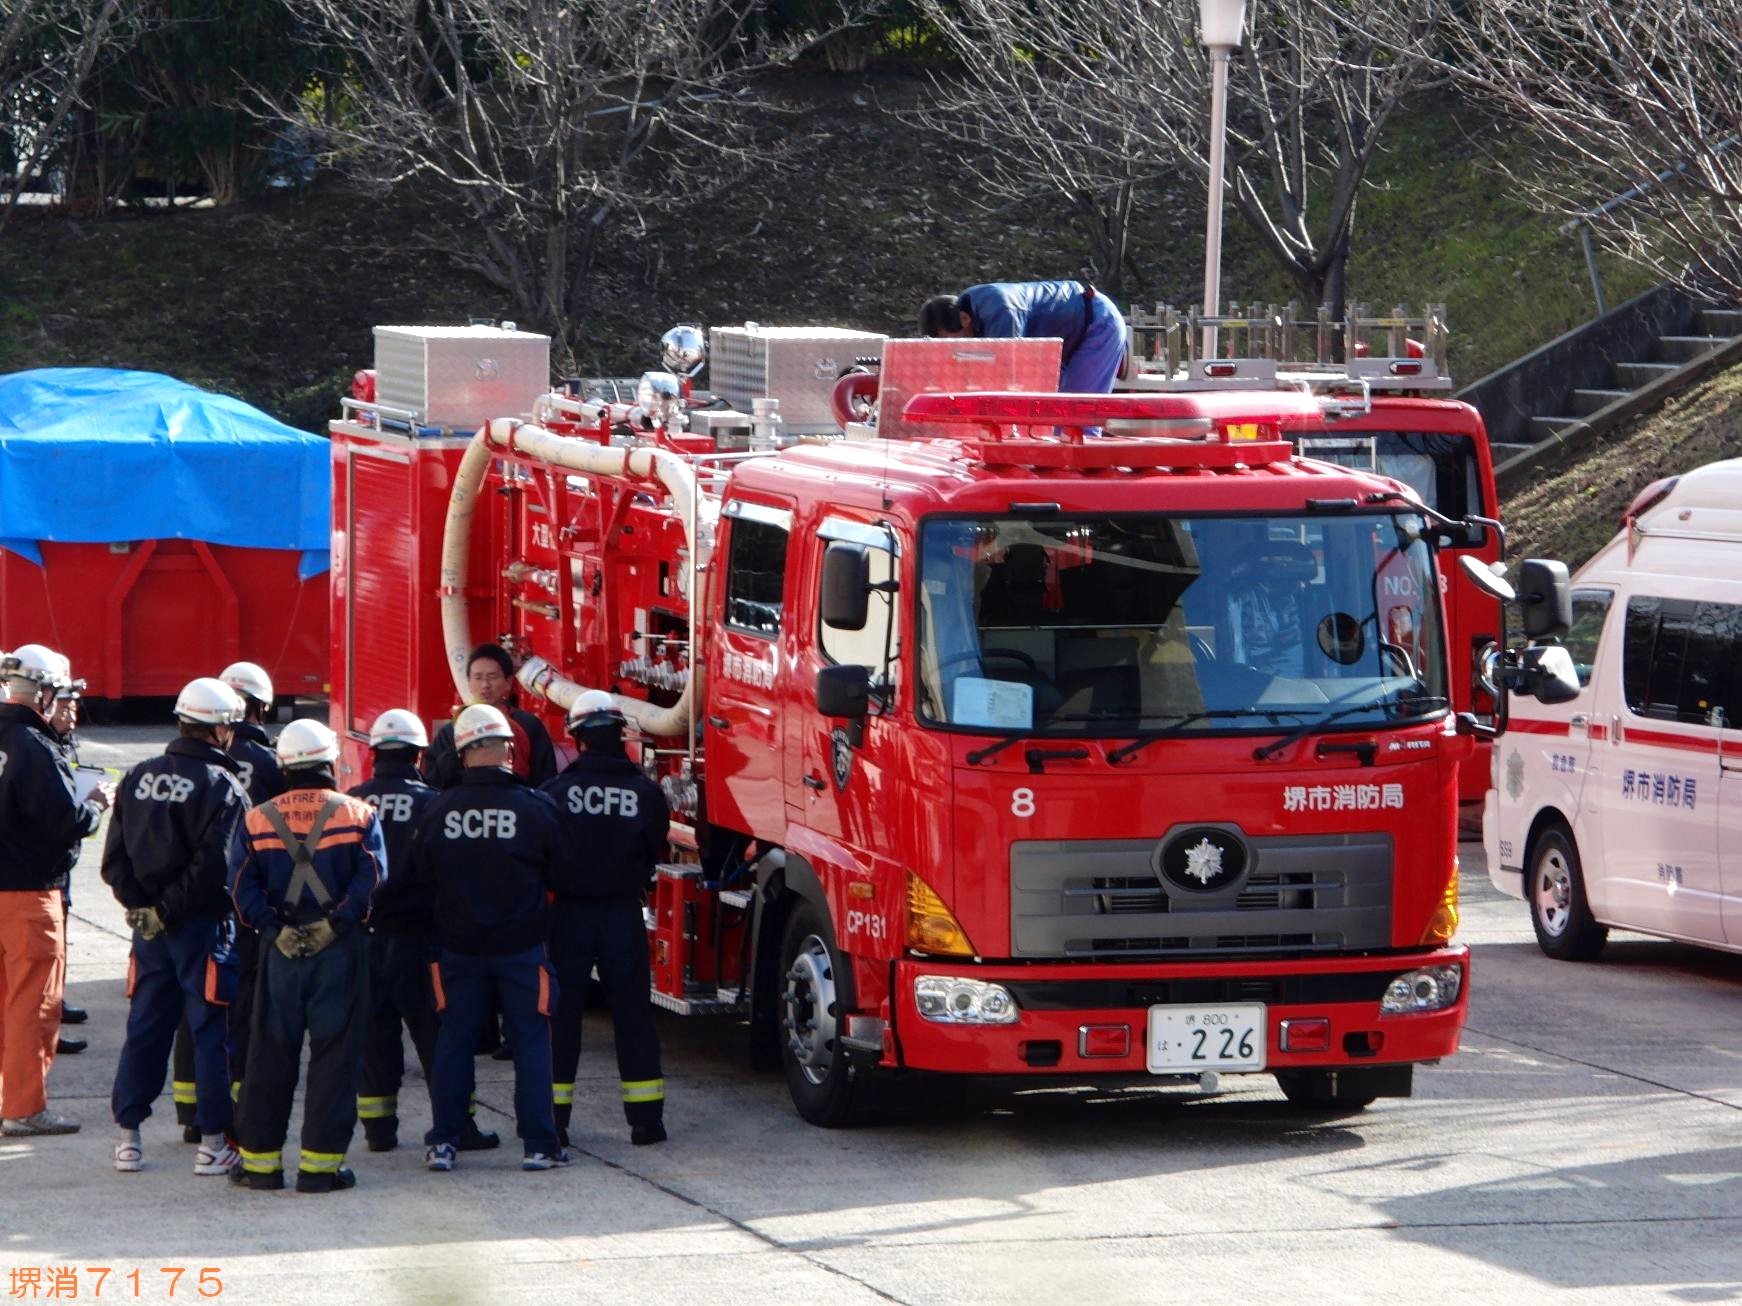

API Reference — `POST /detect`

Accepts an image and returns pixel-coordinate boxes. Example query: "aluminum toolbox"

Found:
[708,324,887,434]
[373,325,552,430]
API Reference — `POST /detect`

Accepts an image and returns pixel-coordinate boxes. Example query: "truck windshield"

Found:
[916,513,1447,736]
[1295,432,1486,519]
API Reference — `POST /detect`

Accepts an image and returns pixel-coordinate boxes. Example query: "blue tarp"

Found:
[0,368,329,578]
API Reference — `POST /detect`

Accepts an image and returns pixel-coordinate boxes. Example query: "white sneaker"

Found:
[114,1140,143,1173]
[194,1141,238,1176]
[2,1109,81,1136]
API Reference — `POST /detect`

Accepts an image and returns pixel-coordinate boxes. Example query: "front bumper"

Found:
[889,947,1469,1076]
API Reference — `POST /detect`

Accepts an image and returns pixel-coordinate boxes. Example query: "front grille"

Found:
[1011,833,1393,959]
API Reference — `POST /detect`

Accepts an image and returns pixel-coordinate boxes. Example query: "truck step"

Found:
[1654,335,1728,363]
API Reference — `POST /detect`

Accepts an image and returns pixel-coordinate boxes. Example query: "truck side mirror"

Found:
[816,664,870,719]
[1517,559,1572,640]
[1518,644,1581,705]
[821,542,870,631]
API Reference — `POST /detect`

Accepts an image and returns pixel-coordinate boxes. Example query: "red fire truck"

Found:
[330,325,1566,1124]
[1120,303,1504,810]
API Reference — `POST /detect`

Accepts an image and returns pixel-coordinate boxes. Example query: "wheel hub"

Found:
[782,935,838,1087]
[1536,851,1572,936]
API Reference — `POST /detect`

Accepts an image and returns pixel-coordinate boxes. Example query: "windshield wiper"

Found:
[966,733,1032,766]
[1251,694,1449,762]
[1107,709,1298,764]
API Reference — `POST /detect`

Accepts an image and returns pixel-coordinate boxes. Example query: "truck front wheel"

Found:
[779,902,862,1126]
[1274,1067,1394,1111]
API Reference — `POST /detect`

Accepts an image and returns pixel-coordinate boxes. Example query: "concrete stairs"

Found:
[1487,307,1742,465]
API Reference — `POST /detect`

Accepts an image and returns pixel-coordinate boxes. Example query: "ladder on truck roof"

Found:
[1123,301,1452,395]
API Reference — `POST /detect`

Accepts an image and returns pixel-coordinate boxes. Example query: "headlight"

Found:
[1380,964,1464,1014]
[915,975,1020,1024]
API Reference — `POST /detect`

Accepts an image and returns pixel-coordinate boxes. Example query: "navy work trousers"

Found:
[111,918,236,1135]
[359,930,440,1138]
[235,931,367,1179]
[550,898,663,1132]
[426,945,556,1156]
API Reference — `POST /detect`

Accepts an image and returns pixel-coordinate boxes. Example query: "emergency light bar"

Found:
[899,391,1299,470]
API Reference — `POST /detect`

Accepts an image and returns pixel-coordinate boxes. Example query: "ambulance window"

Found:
[1562,590,1612,687]
[724,519,788,638]
[1622,596,1737,725]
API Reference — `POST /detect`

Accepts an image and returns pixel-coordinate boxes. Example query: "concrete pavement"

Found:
[3,725,1739,1304]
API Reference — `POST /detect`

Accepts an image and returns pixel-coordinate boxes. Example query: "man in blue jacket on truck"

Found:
[414,703,570,1174]
[227,719,385,1194]
[347,708,497,1155]
[542,691,670,1147]
[918,279,1128,394]
[103,677,249,1175]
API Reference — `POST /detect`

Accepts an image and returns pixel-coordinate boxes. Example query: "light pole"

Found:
[1199,0,1247,361]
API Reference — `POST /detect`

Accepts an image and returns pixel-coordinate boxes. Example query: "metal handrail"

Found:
[1561,136,1742,315]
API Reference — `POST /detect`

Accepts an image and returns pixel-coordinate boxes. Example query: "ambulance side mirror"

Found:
[816,664,870,719]
[1517,558,1572,640]
[821,542,871,631]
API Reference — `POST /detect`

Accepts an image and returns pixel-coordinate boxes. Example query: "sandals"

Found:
[114,1141,143,1173]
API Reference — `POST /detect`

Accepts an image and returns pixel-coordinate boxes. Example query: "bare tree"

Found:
[913,0,1443,312]
[1447,0,1742,306]
[293,0,790,362]
[0,0,124,233]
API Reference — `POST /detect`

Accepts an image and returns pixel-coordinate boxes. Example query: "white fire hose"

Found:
[440,417,714,738]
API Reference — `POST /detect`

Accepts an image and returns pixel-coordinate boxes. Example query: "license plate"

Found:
[1146,1003,1267,1073]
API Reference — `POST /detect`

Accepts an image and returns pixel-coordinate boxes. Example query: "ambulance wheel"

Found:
[779,902,861,1127]
[1528,824,1608,961]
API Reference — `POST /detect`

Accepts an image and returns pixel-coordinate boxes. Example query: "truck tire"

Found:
[778,901,862,1126]
[1527,824,1607,961]
[1273,1067,1386,1111]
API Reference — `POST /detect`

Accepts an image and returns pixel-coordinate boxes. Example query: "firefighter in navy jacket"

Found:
[169,660,286,1142]
[541,691,670,1147]
[102,678,248,1175]
[413,704,571,1173]
[0,645,105,1138]
[226,719,385,1194]
[347,709,497,1155]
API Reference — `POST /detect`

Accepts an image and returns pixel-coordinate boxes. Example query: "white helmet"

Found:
[174,677,246,726]
[219,661,274,710]
[2,643,70,689]
[369,708,429,751]
[277,718,340,768]
[567,689,627,731]
[453,703,513,751]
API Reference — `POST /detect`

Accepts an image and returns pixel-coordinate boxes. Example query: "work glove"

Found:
[272,926,305,960]
[125,907,165,941]
[298,919,338,956]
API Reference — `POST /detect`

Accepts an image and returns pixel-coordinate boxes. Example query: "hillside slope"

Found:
[0,77,1648,433]
[1502,361,1742,570]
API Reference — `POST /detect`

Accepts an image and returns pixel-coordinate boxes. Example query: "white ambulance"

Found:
[1485,458,1742,959]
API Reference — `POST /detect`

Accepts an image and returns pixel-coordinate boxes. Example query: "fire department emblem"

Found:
[831,727,854,791]
[1505,749,1525,801]
[1183,838,1223,885]
[1153,825,1249,895]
